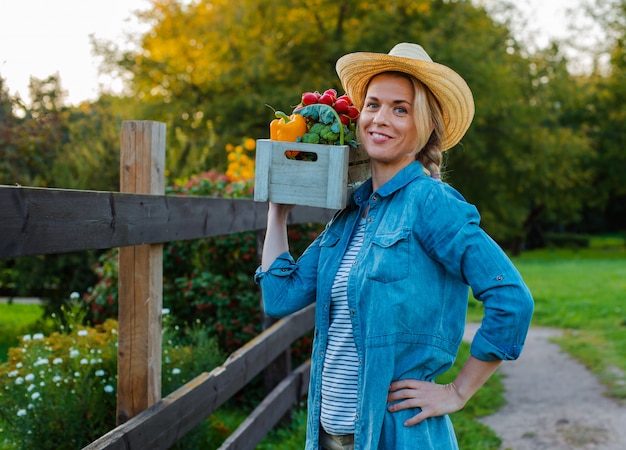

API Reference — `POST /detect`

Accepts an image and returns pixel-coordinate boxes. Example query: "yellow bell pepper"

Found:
[270,111,307,142]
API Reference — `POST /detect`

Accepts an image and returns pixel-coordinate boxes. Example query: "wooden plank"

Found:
[0,187,334,258]
[218,362,311,450]
[326,145,349,209]
[84,304,315,450]
[117,121,165,424]
[254,140,351,209]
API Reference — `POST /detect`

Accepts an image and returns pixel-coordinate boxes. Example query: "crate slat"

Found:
[254,139,369,210]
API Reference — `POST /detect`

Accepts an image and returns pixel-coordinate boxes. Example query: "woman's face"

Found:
[358,73,419,171]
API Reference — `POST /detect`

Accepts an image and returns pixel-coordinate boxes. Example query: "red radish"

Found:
[323,89,337,101]
[339,115,350,125]
[333,99,350,113]
[301,92,319,106]
[318,94,334,105]
[336,94,351,103]
[347,106,360,120]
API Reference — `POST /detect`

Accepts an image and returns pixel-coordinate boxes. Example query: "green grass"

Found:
[0,303,47,364]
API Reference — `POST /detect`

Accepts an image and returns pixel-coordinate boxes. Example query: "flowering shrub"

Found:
[0,318,118,448]
[0,300,225,449]
[225,137,256,181]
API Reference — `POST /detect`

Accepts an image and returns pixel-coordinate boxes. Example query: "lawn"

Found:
[0,302,47,365]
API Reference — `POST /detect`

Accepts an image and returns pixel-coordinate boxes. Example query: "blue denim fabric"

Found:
[255,161,534,449]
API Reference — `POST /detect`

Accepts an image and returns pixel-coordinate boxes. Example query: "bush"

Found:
[544,232,591,249]
[0,312,118,449]
[0,299,226,450]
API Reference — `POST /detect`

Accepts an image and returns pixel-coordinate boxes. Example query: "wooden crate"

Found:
[254,139,370,210]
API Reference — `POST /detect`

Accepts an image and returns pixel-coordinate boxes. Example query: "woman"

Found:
[255,43,534,450]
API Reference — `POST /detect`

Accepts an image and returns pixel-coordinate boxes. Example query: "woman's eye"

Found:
[365,102,379,110]
[394,106,407,114]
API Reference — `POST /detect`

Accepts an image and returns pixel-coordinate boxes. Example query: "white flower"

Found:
[77,330,88,337]
[104,385,114,393]
[162,308,171,315]
[22,335,32,342]
[80,358,88,365]
[32,333,44,340]
[70,292,80,300]
[52,376,62,383]
[27,384,35,392]
[95,370,105,377]
[69,349,80,358]
[16,362,23,369]
[74,372,80,377]
[15,377,24,385]
[24,374,35,382]
[33,357,49,367]
[16,409,27,417]
[52,358,63,365]
[8,370,18,378]
[171,368,181,375]
[31,392,40,400]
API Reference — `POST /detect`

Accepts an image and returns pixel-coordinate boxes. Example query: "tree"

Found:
[98,0,597,246]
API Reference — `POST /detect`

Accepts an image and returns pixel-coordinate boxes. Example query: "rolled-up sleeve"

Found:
[419,183,534,361]
[254,235,322,318]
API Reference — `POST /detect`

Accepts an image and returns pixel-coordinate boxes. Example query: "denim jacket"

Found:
[255,161,534,449]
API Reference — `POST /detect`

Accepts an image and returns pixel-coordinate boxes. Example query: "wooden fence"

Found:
[0,121,334,449]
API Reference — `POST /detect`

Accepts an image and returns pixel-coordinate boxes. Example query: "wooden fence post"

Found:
[117,120,166,424]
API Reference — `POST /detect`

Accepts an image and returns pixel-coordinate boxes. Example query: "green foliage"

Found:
[0,319,118,449]
[0,252,99,321]
[0,299,226,450]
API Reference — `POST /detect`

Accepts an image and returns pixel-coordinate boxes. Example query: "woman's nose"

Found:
[372,107,389,125]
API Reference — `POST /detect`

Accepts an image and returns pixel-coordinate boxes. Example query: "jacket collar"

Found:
[352,161,425,208]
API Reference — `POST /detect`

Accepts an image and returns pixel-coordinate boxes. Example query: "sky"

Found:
[0,0,588,106]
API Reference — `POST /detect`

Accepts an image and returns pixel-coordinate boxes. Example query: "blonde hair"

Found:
[405,73,446,179]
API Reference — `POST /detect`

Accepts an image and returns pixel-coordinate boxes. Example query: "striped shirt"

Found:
[320,217,366,435]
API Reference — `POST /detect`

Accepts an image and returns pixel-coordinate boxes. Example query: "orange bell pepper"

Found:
[270,111,307,142]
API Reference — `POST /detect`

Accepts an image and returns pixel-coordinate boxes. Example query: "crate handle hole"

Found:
[284,150,318,161]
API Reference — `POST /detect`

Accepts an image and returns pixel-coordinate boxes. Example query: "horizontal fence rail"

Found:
[0,185,334,258]
[84,304,315,450]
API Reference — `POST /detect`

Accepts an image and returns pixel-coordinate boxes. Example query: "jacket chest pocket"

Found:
[366,229,410,283]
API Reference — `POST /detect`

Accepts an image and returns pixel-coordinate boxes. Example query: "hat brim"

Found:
[336,52,474,151]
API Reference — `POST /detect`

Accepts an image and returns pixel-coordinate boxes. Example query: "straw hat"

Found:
[336,42,474,151]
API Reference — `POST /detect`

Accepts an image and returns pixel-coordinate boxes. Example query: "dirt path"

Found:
[464,323,626,450]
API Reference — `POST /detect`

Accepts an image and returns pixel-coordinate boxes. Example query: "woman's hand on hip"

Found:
[386,379,465,426]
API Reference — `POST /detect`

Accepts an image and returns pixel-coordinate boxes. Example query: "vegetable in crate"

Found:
[269,111,307,142]
[267,89,360,160]
[295,89,359,149]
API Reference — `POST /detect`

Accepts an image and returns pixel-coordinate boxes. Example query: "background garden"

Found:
[1,0,625,448]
